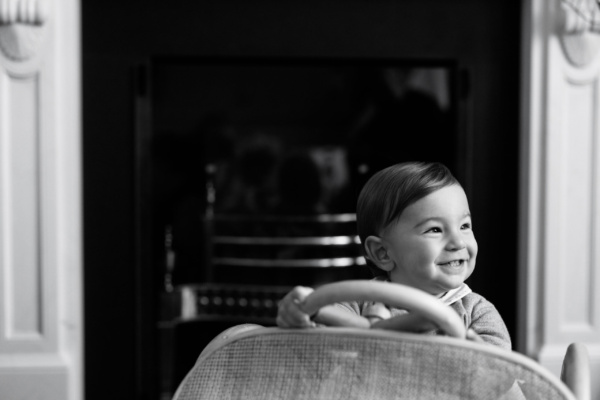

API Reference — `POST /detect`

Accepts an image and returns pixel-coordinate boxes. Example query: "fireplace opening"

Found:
[143,57,463,397]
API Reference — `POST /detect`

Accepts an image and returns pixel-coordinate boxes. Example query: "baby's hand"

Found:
[276,286,315,328]
[370,312,436,332]
[466,329,485,343]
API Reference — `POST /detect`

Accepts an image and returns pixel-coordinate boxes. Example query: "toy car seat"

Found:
[172,281,590,400]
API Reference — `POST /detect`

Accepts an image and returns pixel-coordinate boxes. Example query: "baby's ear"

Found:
[364,236,394,272]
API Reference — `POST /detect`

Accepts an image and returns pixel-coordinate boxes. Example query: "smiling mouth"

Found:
[439,260,466,267]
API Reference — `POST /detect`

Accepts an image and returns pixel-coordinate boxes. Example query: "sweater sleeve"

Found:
[333,301,361,315]
[465,295,512,350]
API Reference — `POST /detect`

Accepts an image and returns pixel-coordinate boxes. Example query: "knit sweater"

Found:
[334,284,512,351]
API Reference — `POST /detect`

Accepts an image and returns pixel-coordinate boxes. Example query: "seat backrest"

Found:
[172,326,576,400]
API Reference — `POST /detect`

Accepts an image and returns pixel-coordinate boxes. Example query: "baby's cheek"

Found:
[466,257,477,279]
[467,240,478,260]
[470,236,478,254]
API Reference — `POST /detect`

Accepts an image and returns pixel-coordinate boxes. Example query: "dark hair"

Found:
[356,161,460,276]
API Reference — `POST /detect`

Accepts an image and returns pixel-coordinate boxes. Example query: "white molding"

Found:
[521,1,600,399]
[546,60,600,341]
[0,71,48,348]
[558,0,600,66]
[519,0,549,357]
[0,0,47,26]
[0,0,82,399]
[0,0,48,73]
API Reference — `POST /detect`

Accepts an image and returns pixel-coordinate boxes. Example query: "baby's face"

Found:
[380,184,477,296]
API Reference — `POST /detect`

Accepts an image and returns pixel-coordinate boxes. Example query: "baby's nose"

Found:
[447,236,466,250]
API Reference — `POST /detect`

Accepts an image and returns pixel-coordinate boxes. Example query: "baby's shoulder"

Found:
[452,291,499,314]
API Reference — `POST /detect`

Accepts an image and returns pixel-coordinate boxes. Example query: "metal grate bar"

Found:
[212,256,366,268]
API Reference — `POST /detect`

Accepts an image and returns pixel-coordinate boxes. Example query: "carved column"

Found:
[0,1,82,399]
[520,1,600,398]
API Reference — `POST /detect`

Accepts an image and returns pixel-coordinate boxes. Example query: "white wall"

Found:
[0,1,82,399]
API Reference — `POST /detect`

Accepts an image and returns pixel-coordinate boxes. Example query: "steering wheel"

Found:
[301,280,466,339]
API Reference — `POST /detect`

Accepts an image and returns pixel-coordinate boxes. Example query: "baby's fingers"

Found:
[276,308,315,328]
[276,286,315,328]
[466,329,485,343]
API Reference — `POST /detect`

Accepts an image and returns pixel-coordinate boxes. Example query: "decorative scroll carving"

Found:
[558,0,600,67]
[0,0,46,64]
[560,0,600,33]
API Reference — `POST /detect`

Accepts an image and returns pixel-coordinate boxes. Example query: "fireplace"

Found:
[146,58,463,396]
[83,2,521,399]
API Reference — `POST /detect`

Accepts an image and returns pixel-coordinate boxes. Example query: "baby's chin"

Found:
[430,277,470,295]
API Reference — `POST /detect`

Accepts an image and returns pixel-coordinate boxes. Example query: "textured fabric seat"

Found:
[172,324,582,400]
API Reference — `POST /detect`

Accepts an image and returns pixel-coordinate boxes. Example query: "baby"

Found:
[277,161,511,350]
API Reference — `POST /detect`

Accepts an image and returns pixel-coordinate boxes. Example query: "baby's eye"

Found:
[425,227,442,233]
[461,223,472,230]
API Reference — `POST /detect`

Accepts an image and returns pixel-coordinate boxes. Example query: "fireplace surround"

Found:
[82,1,521,399]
